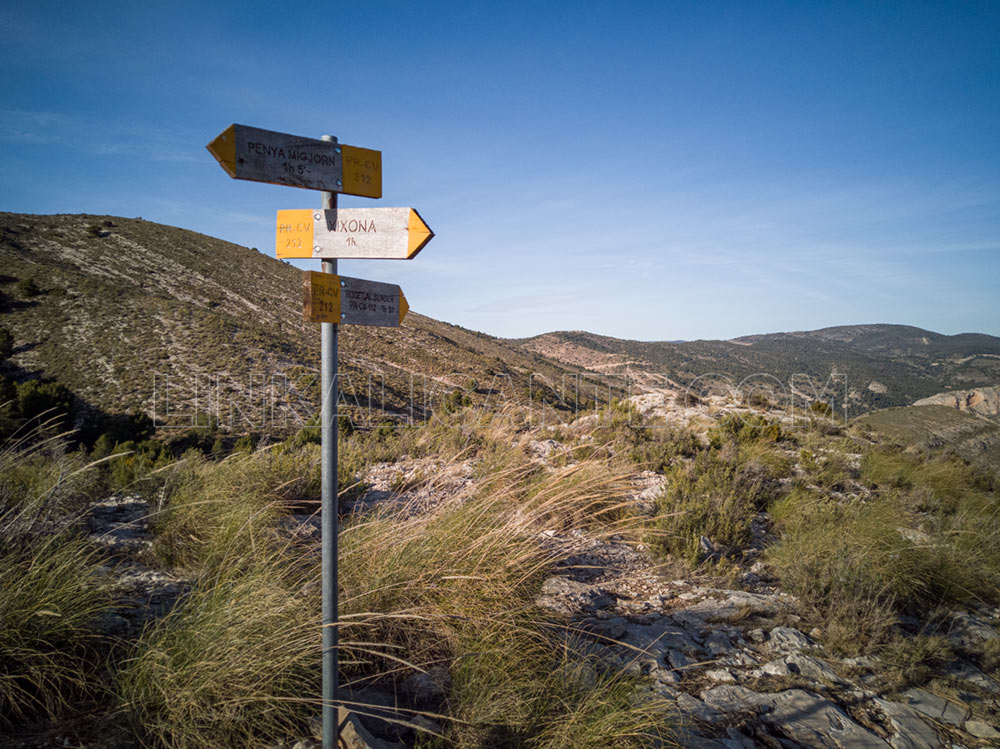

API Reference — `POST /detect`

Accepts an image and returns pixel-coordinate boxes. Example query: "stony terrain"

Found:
[306,396,1000,748]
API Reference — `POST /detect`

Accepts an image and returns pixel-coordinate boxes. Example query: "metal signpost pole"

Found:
[319,134,340,749]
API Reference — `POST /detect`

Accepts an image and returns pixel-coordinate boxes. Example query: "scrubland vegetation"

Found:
[1,391,998,746]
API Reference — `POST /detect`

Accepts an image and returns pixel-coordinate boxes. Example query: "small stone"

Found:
[666,648,693,670]
[965,719,1000,739]
[704,630,736,657]
[766,626,813,653]
[401,667,451,705]
[590,593,615,610]
[705,668,736,682]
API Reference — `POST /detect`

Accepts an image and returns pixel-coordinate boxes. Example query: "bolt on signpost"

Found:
[208,124,432,749]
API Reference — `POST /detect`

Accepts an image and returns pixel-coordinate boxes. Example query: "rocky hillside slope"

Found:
[0,212,593,432]
[914,387,1000,421]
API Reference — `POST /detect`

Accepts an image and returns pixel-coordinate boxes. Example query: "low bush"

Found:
[651,443,783,565]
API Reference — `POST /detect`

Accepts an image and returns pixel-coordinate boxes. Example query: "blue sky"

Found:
[1,1,998,340]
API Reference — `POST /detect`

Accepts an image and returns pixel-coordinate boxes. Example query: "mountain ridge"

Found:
[3,211,999,427]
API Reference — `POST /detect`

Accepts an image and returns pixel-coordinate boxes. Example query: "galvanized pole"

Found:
[320,134,340,749]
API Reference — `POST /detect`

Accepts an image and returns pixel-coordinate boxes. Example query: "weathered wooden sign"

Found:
[207,124,382,198]
[302,272,408,327]
[276,208,433,260]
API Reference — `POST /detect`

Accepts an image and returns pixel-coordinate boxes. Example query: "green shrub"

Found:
[15,380,74,425]
[16,277,41,297]
[0,327,12,360]
[767,475,1000,654]
[810,400,833,417]
[652,445,781,564]
[114,556,319,748]
[708,412,783,449]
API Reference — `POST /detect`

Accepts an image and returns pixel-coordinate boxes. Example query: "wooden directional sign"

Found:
[207,124,382,198]
[302,272,408,327]
[276,208,433,260]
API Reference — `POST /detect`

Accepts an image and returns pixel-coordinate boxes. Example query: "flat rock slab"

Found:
[670,590,791,633]
[947,611,1000,651]
[873,698,941,749]
[700,685,768,715]
[761,653,846,685]
[701,687,888,748]
[901,688,969,728]
[766,689,888,748]
[623,617,703,658]
[966,718,1000,740]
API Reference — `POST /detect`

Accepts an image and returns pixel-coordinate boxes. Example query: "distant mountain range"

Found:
[513,325,1000,414]
[2,212,997,431]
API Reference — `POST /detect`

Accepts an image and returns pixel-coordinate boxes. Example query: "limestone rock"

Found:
[760,653,846,685]
[965,719,1000,740]
[872,698,941,749]
[675,691,723,723]
[947,611,1000,651]
[901,688,969,728]
[580,616,627,641]
[764,689,888,748]
[700,685,767,714]
[623,617,703,658]
[766,626,813,653]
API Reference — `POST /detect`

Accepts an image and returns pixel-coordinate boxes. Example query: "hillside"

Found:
[515,324,1000,415]
[856,404,1000,478]
[0,212,594,433]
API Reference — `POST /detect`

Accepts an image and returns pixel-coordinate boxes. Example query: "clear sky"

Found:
[2,1,998,340]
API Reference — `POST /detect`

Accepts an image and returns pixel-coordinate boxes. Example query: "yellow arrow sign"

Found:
[207,124,382,198]
[277,208,433,259]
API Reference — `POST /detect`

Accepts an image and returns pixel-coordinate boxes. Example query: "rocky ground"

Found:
[314,431,1000,749]
[530,526,1000,748]
[20,409,999,748]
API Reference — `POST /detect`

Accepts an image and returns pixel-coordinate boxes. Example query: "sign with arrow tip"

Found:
[207,124,382,198]
[277,208,433,260]
[302,271,408,327]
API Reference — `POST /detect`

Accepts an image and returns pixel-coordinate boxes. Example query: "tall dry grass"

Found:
[114,413,677,747]
[0,421,112,726]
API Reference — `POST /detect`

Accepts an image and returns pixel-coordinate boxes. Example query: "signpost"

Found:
[207,124,382,197]
[277,208,434,259]
[207,123,430,749]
